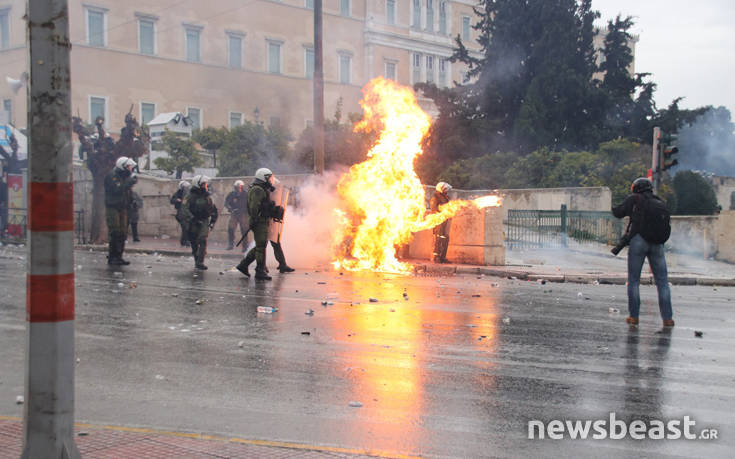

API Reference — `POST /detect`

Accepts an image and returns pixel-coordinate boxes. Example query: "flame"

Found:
[332,77,502,273]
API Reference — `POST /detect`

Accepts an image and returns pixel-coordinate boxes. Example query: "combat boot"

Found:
[254,269,271,281]
[236,260,251,277]
[195,263,208,270]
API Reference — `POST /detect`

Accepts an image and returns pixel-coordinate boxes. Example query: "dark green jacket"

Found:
[104,169,136,210]
[248,181,271,226]
[185,188,218,225]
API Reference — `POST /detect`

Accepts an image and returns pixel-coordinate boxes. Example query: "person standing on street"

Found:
[225,179,249,250]
[430,182,452,263]
[612,177,674,327]
[236,168,283,280]
[182,175,218,270]
[128,191,143,242]
[104,156,137,265]
[171,180,192,247]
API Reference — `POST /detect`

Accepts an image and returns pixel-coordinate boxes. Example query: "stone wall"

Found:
[714,211,735,263]
[712,176,735,211]
[669,215,719,258]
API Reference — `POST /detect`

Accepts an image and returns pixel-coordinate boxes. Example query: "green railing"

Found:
[505,205,623,249]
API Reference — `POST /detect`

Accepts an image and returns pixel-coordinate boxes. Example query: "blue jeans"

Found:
[627,234,673,320]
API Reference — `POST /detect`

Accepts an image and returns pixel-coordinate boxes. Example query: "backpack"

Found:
[635,194,671,244]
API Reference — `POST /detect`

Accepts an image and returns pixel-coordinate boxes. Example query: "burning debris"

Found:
[331,78,501,273]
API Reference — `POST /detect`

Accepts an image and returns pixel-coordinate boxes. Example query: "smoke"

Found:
[278,170,345,269]
[676,106,735,176]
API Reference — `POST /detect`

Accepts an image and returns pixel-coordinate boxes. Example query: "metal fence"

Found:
[1,209,87,245]
[505,205,624,249]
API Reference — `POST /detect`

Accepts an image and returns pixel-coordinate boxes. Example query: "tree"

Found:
[153,131,202,179]
[193,126,226,168]
[672,171,718,215]
[217,121,292,177]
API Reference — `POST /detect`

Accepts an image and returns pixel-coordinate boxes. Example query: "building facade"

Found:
[0,0,481,139]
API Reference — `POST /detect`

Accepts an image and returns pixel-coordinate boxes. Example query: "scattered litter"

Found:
[301,331,311,335]
[172,293,179,297]
[15,396,24,405]
[77,432,88,437]
[238,340,245,348]
[593,280,600,286]
[608,307,620,314]
[76,265,83,270]
[502,317,511,325]
[256,306,277,313]
[369,298,378,302]
[348,401,363,408]
[219,271,225,275]
[694,330,704,338]
[117,282,125,288]
[305,309,315,315]
[491,283,499,288]
[129,282,137,289]
[327,301,334,305]
[195,299,204,305]
[76,358,80,363]
[467,324,477,328]
[321,300,328,306]
[155,375,165,380]
[537,279,546,285]
[390,308,395,312]
[317,281,327,285]
[181,329,191,332]
[113,272,123,278]
[472,294,481,297]
[577,292,583,299]
[161,234,170,239]
[146,265,153,268]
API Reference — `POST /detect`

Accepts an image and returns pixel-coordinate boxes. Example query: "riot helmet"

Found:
[115,156,136,171]
[255,168,273,184]
[631,177,653,194]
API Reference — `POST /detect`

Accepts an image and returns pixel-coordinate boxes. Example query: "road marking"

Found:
[0,416,421,458]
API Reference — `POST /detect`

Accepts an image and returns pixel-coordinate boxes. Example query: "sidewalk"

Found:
[0,418,391,459]
[74,236,735,286]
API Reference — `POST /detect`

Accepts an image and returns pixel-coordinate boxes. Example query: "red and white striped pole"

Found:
[22,0,80,457]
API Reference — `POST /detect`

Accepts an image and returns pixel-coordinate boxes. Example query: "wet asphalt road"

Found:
[1,246,734,458]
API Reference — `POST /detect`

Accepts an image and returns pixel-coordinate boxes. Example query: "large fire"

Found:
[332,77,502,273]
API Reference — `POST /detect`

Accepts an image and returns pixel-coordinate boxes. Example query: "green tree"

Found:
[193,126,226,168]
[673,171,718,215]
[217,121,292,177]
[153,131,203,179]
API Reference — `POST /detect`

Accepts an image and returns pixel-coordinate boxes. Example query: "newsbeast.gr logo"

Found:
[528,413,719,440]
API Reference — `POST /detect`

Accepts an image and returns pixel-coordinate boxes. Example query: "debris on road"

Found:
[369,298,378,302]
[472,294,481,297]
[348,401,363,408]
[195,299,204,305]
[305,309,315,315]
[15,396,23,405]
[238,340,245,348]
[256,306,277,313]
[577,292,583,299]
[117,282,125,288]
[609,307,620,314]
[502,317,511,325]
[695,330,704,338]
[301,331,311,335]
[113,272,123,278]
[155,375,165,380]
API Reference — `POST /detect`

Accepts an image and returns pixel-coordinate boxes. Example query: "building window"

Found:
[412,0,421,29]
[340,0,350,17]
[268,41,282,74]
[339,53,351,84]
[386,0,396,25]
[462,16,470,41]
[460,71,469,84]
[2,99,11,124]
[385,61,396,80]
[138,17,155,55]
[426,0,433,32]
[412,53,421,83]
[86,7,107,47]
[305,0,314,9]
[140,102,155,126]
[439,1,447,35]
[228,33,243,68]
[426,55,434,83]
[0,8,9,49]
[185,26,201,63]
[229,112,243,129]
[438,58,447,87]
[305,47,314,79]
[187,107,201,130]
[89,96,107,126]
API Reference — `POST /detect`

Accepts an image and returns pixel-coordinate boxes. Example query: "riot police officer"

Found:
[104,156,137,265]
[182,175,218,270]
[225,179,249,250]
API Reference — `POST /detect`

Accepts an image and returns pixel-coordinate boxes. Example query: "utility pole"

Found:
[22,0,80,458]
[313,0,325,174]
[651,126,661,194]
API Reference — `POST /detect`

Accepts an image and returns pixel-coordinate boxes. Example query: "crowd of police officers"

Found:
[104,157,454,278]
[103,158,294,280]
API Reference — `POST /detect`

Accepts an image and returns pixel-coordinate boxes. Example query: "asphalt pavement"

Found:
[1,243,734,458]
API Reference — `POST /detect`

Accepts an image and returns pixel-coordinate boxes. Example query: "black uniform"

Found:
[170,188,189,246]
[430,190,450,263]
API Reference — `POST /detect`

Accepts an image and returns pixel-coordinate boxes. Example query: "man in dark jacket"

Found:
[430,182,452,263]
[181,175,218,270]
[104,156,137,265]
[612,177,674,327]
[225,179,249,250]
[170,180,191,247]
[236,168,282,280]
[128,191,143,242]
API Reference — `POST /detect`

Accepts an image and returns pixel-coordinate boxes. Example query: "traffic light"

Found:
[660,133,679,171]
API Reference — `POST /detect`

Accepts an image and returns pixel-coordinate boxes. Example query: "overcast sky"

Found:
[593,0,735,117]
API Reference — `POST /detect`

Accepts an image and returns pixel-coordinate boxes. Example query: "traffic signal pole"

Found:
[651,126,661,194]
[22,1,80,458]
[313,0,325,174]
